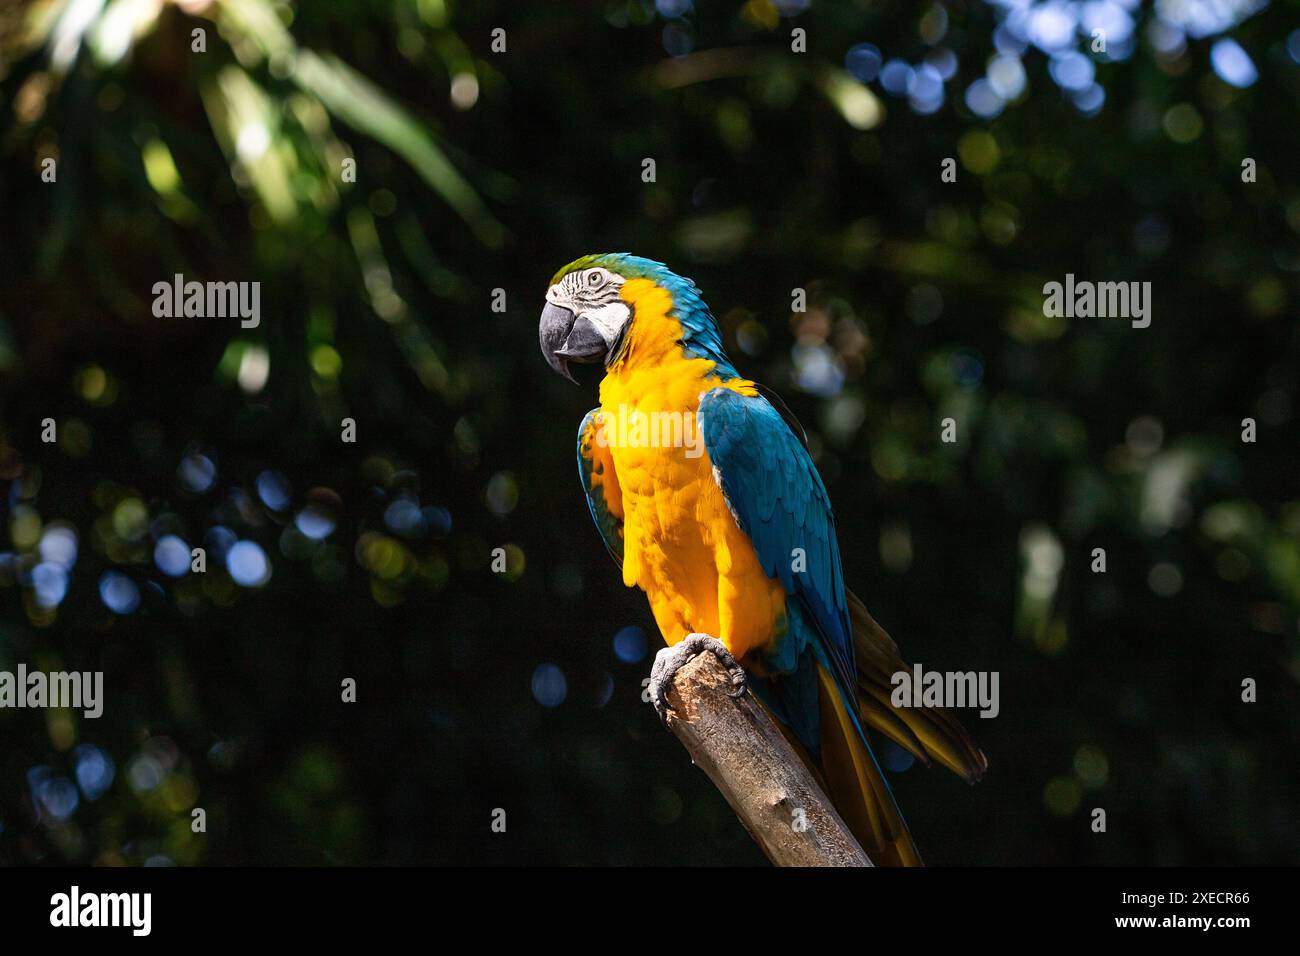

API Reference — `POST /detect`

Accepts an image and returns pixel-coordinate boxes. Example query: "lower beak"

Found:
[539,303,608,383]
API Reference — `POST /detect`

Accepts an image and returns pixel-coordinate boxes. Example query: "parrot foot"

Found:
[648,633,746,724]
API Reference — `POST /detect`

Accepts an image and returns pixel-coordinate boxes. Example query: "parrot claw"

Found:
[648,633,746,724]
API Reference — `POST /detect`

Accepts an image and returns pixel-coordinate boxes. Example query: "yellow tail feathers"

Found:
[755,590,987,865]
[811,591,987,866]
[847,589,989,784]
[815,661,923,867]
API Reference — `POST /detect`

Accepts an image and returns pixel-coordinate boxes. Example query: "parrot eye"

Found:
[587,269,606,287]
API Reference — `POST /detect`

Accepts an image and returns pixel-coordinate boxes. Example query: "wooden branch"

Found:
[661,649,872,867]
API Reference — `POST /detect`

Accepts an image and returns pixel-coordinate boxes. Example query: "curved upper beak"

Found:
[540,302,608,384]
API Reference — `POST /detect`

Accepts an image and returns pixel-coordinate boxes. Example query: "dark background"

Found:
[1,0,1297,865]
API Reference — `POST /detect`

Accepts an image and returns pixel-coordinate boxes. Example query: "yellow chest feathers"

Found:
[595,279,781,653]
[597,277,750,503]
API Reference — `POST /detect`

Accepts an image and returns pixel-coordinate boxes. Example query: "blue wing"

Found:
[701,389,971,865]
[576,409,623,567]
[697,387,857,698]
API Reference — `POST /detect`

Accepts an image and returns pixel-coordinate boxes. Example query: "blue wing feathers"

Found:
[697,388,858,702]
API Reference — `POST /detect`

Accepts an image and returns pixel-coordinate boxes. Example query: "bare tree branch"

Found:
[660,649,873,867]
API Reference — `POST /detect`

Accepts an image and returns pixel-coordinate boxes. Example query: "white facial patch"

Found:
[547,267,631,348]
[582,300,631,347]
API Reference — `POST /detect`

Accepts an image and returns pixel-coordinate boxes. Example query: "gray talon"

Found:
[648,633,747,723]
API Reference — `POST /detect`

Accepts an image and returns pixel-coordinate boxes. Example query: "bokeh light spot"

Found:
[531,663,567,708]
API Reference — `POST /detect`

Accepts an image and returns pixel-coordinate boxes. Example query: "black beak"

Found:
[540,302,608,384]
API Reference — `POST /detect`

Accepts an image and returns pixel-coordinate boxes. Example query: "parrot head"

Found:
[539,253,738,384]
[539,254,633,383]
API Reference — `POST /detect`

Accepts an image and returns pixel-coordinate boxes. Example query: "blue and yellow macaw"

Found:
[539,254,986,865]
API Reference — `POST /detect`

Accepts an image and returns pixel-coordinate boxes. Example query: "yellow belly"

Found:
[598,278,787,661]
[610,435,786,660]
